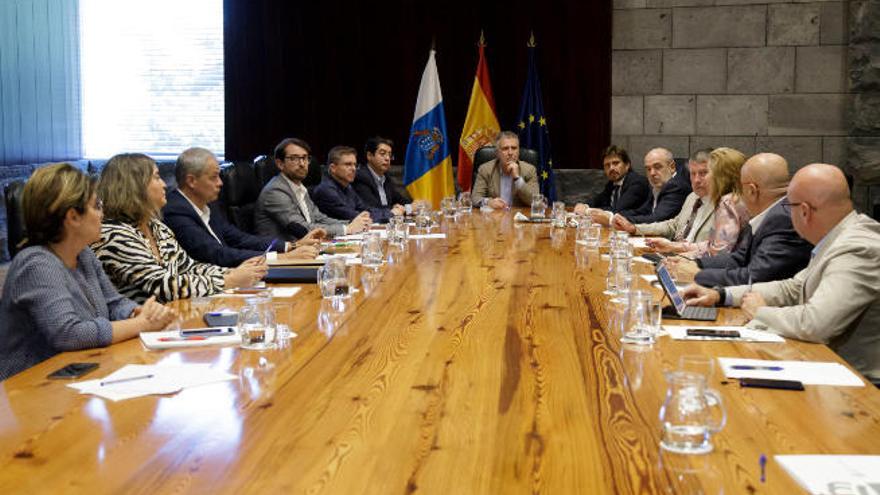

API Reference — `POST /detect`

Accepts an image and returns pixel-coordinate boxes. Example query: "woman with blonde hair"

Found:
[0,163,175,380]
[92,153,266,303]
[646,147,750,258]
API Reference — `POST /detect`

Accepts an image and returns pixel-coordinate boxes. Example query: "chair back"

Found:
[472,146,540,186]
[219,161,260,233]
[4,180,27,258]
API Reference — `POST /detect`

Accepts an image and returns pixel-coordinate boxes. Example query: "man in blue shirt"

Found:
[313,146,402,223]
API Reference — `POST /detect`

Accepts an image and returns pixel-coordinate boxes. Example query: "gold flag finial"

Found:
[479,30,486,47]
[528,31,536,47]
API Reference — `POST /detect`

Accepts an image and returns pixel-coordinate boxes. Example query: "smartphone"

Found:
[641,253,663,264]
[687,328,741,338]
[203,312,239,327]
[47,362,99,380]
[739,378,805,391]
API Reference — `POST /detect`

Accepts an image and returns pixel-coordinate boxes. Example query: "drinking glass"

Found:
[458,191,473,213]
[273,301,293,341]
[678,355,715,383]
[361,231,384,268]
[441,196,458,218]
[551,201,566,228]
[621,291,655,345]
[387,216,409,247]
[318,256,351,299]
[530,194,547,219]
[586,224,602,249]
[239,295,276,350]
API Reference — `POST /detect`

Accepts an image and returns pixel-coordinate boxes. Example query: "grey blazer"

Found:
[730,211,880,382]
[254,175,347,240]
[471,159,540,207]
[635,192,715,244]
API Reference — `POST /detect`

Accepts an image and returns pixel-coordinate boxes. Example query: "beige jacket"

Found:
[635,192,715,243]
[471,159,539,207]
[730,211,880,381]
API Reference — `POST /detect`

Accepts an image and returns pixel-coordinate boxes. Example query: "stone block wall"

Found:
[610,1,851,175]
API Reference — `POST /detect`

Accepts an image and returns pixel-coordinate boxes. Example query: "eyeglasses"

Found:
[781,199,816,213]
[284,154,309,164]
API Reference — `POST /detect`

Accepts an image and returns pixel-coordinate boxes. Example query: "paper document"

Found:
[601,254,653,265]
[718,358,865,386]
[641,274,658,283]
[409,233,446,239]
[214,287,301,298]
[665,325,785,342]
[629,237,649,249]
[775,455,880,494]
[337,231,387,241]
[68,364,236,401]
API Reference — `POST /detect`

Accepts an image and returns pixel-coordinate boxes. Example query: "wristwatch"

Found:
[711,286,726,306]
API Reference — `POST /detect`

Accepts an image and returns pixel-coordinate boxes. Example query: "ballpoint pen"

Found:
[100,374,155,386]
[759,454,767,483]
[731,365,784,371]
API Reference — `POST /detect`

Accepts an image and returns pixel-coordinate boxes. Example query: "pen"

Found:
[100,374,154,386]
[159,336,207,342]
[263,239,277,257]
[748,274,753,293]
[180,327,233,335]
[731,365,784,371]
[759,454,767,483]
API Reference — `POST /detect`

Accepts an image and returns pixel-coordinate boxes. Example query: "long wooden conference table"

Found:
[1,210,879,494]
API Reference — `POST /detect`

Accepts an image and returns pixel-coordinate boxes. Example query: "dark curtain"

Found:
[223,0,610,169]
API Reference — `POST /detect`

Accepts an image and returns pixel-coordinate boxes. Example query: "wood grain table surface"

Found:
[1,210,879,494]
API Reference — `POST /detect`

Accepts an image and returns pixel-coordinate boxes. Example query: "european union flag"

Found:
[516,35,556,201]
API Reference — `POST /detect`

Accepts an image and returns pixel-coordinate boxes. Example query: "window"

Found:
[80,0,224,158]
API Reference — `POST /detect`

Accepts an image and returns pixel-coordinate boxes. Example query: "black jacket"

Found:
[162,189,274,267]
[351,165,411,210]
[694,199,812,287]
[588,170,651,213]
[619,171,692,224]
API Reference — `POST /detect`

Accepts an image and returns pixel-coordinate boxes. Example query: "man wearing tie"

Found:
[313,145,403,223]
[471,131,539,209]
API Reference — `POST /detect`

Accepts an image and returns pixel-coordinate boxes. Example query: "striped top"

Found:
[0,246,138,381]
[92,219,227,303]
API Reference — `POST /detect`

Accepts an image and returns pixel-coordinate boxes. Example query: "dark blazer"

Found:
[312,176,394,223]
[694,199,812,287]
[587,170,651,213]
[351,165,411,209]
[619,171,692,224]
[162,189,274,267]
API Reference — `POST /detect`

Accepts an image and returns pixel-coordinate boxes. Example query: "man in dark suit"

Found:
[352,136,412,211]
[612,147,691,225]
[313,146,403,223]
[690,153,812,287]
[573,145,650,224]
[163,147,321,267]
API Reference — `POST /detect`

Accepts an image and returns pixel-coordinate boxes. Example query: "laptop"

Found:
[655,264,718,321]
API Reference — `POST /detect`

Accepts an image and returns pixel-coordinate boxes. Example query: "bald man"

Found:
[613,147,691,225]
[682,163,880,383]
[687,153,812,287]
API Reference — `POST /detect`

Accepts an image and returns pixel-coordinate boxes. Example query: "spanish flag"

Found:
[403,49,455,209]
[457,34,500,192]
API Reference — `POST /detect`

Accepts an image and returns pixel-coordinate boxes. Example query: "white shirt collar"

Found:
[178,189,221,244]
[282,173,307,198]
[367,165,385,184]
[749,196,785,232]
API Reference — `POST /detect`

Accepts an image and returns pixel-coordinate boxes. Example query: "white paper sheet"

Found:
[629,237,649,249]
[718,358,865,386]
[68,364,236,401]
[337,231,386,241]
[409,233,446,239]
[140,329,241,350]
[214,287,302,299]
[665,325,785,342]
[641,274,658,283]
[775,455,880,494]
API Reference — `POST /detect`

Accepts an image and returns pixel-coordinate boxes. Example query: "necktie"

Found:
[676,198,703,241]
[611,185,621,209]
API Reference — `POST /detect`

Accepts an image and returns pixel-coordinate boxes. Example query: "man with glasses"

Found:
[255,138,371,240]
[682,163,880,384]
[676,153,811,287]
[313,145,400,223]
[572,144,650,225]
[352,136,412,212]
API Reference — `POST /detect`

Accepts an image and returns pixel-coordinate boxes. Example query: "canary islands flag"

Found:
[404,49,455,208]
[457,36,500,192]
